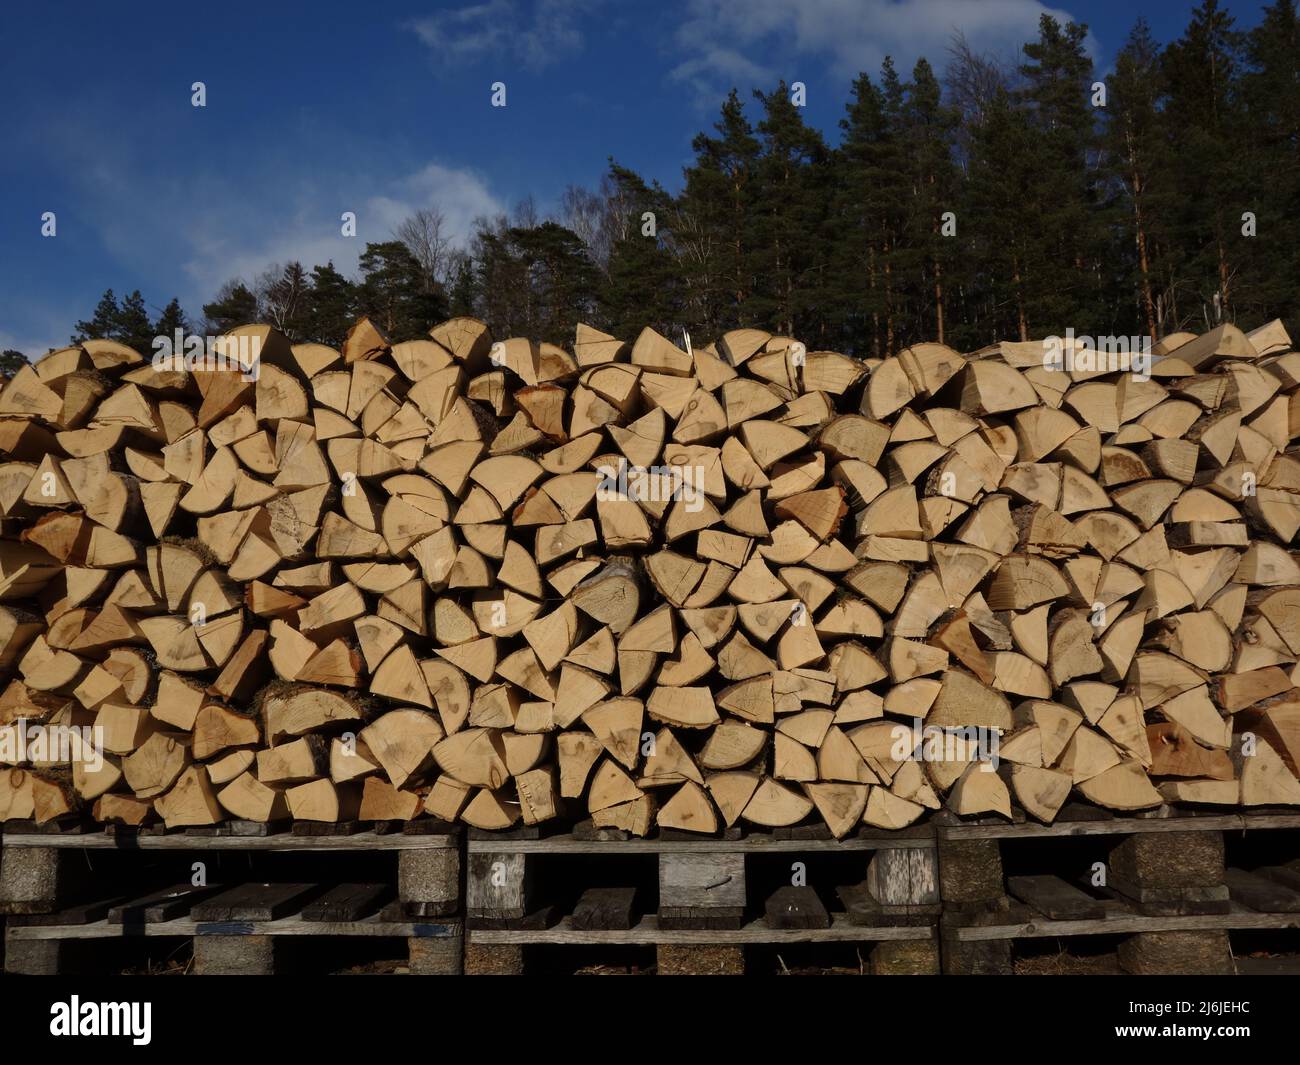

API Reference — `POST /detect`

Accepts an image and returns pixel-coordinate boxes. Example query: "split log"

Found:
[0,316,1291,837]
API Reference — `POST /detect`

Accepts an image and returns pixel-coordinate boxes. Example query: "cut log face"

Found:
[0,317,1292,836]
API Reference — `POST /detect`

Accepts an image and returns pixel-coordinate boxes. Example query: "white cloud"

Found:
[670,0,1094,100]
[5,155,504,356]
[368,162,504,244]
[671,46,769,108]
[16,105,507,338]
[407,0,595,71]
[172,163,504,305]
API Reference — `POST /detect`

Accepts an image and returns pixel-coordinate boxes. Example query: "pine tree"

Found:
[679,90,762,333]
[750,82,828,337]
[358,241,447,340]
[114,291,155,355]
[1017,15,1100,334]
[472,218,530,337]
[1162,0,1245,326]
[203,282,259,335]
[153,298,188,341]
[899,58,960,346]
[875,59,910,350]
[303,263,357,347]
[601,163,680,339]
[523,222,601,340]
[473,222,599,340]
[966,88,1037,341]
[834,63,912,355]
[445,252,477,319]
[73,289,120,343]
[1240,0,1300,325]
[1106,19,1170,340]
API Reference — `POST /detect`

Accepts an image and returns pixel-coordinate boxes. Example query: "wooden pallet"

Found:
[4,808,1296,975]
[935,807,1300,975]
[5,882,462,975]
[461,822,940,974]
[0,821,463,974]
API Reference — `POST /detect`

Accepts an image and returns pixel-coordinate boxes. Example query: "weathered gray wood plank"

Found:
[1008,874,1106,920]
[465,835,933,854]
[1226,868,1300,913]
[191,883,318,922]
[0,831,456,851]
[953,903,1300,941]
[4,914,462,940]
[941,813,1300,841]
[469,914,931,945]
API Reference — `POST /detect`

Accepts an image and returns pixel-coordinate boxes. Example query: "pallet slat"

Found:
[5,914,462,940]
[191,883,321,922]
[951,902,1300,942]
[939,813,1300,840]
[1226,869,1300,913]
[302,883,392,921]
[468,913,933,945]
[1007,875,1105,921]
[0,830,458,850]
[109,883,223,924]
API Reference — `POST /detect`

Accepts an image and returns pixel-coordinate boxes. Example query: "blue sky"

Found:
[0,0,1271,354]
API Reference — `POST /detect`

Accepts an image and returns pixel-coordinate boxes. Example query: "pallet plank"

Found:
[836,882,940,927]
[5,915,463,940]
[464,835,933,854]
[1008,874,1106,920]
[301,883,392,921]
[953,903,1300,941]
[1108,876,1230,916]
[109,883,224,924]
[1257,860,1300,893]
[1226,868,1300,913]
[469,914,931,945]
[0,831,457,851]
[191,883,320,922]
[8,896,127,927]
[939,814,1300,840]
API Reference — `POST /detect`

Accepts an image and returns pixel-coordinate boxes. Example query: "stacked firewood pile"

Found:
[0,315,1296,837]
